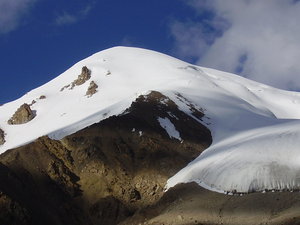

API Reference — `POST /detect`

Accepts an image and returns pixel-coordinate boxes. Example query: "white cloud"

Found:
[0,0,37,34]
[55,12,78,26]
[173,0,300,91]
[81,4,92,16]
[120,36,135,46]
[170,21,210,62]
[55,3,94,26]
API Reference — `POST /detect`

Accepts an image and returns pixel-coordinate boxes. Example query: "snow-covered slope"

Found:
[2,46,300,193]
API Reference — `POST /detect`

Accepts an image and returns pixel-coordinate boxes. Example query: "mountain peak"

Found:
[1,47,300,194]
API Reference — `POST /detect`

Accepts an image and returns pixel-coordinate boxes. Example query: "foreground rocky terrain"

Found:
[123,183,300,225]
[0,91,211,225]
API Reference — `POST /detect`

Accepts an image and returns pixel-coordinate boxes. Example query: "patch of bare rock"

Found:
[0,129,5,145]
[29,100,36,106]
[29,95,46,107]
[86,81,98,97]
[61,66,91,91]
[72,66,91,87]
[7,103,35,125]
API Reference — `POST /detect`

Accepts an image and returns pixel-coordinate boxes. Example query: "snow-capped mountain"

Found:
[2,46,300,194]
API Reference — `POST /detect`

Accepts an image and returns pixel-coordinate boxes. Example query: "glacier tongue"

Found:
[2,46,300,193]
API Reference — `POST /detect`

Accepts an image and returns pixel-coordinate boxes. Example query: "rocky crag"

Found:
[61,66,92,91]
[7,103,35,125]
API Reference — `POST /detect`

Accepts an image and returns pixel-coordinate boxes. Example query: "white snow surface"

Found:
[158,117,182,141]
[2,46,300,193]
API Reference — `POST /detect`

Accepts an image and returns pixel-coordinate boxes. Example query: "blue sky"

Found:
[0,0,196,104]
[1,0,300,104]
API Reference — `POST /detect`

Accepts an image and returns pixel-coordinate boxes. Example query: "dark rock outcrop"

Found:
[7,104,35,125]
[0,192,30,225]
[0,129,5,145]
[0,163,31,225]
[72,66,91,88]
[61,66,92,91]
[86,81,98,97]
[29,100,36,106]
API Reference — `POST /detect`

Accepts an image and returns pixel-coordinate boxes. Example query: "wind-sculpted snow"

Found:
[167,120,300,193]
[2,46,300,193]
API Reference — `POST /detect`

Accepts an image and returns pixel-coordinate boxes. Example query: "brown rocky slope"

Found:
[122,183,300,225]
[0,91,211,225]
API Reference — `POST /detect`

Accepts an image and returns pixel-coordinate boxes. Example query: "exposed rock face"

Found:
[0,91,212,225]
[0,129,5,145]
[86,81,98,97]
[72,66,91,87]
[61,66,91,91]
[8,103,35,125]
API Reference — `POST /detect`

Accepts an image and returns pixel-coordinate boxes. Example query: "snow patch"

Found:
[158,117,182,141]
[139,131,143,137]
[167,111,179,120]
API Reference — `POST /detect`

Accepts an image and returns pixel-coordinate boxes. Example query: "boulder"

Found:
[8,104,35,125]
